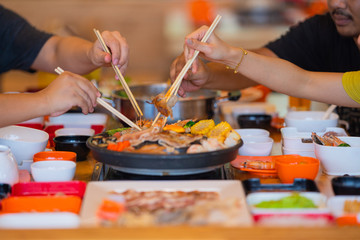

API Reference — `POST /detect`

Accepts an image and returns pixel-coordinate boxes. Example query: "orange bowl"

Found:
[275,155,320,183]
[33,151,77,163]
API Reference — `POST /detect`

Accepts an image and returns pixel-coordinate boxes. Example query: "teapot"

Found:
[0,144,19,185]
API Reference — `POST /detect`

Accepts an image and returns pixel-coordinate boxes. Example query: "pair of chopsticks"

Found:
[93,28,143,118]
[54,67,141,130]
[152,15,222,127]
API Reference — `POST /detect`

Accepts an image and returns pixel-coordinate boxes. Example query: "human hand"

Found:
[170,53,209,97]
[184,26,232,66]
[39,71,101,116]
[89,30,129,74]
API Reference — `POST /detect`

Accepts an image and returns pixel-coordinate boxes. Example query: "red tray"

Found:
[11,181,87,198]
[1,195,82,214]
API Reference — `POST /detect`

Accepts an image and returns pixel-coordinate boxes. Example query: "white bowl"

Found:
[285,111,338,132]
[238,136,274,156]
[0,126,49,164]
[282,146,316,158]
[47,113,107,128]
[31,160,76,182]
[281,127,347,151]
[235,128,270,137]
[55,128,95,137]
[314,137,360,175]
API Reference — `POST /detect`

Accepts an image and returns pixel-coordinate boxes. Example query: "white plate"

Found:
[80,180,253,227]
[247,192,329,215]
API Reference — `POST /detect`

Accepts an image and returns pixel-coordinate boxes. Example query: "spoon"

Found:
[322,104,337,120]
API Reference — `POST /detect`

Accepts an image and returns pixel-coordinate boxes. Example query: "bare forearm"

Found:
[0,93,49,128]
[225,48,358,107]
[32,36,96,74]
[203,62,258,91]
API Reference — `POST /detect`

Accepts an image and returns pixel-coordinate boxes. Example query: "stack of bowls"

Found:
[235,128,273,156]
[282,111,342,157]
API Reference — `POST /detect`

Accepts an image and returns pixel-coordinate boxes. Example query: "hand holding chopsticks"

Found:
[54,67,141,130]
[93,29,143,118]
[152,15,222,126]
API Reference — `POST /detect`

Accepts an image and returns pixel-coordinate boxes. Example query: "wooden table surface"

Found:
[2,126,360,240]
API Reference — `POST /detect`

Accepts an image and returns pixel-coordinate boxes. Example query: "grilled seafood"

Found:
[312,132,350,147]
[151,93,178,118]
[91,119,241,154]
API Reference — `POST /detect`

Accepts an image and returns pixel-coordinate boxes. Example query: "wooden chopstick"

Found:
[152,15,222,126]
[93,29,143,117]
[54,67,141,130]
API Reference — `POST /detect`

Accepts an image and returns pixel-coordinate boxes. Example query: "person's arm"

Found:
[31,31,129,75]
[184,26,358,107]
[0,71,100,128]
[170,34,277,97]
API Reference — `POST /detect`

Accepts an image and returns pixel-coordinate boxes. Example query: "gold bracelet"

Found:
[226,47,248,73]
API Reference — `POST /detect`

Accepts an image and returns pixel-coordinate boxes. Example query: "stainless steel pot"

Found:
[112,83,218,123]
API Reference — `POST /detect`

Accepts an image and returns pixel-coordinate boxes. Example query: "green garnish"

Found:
[254,193,317,209]
[338,143,351,147]
[184,120,196,128]
[106,128,129,136]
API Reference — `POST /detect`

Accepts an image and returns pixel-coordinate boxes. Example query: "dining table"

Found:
[1,117,360,240]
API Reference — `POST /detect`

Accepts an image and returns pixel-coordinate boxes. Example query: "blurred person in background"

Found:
[0,5,129,128]
[180,25,360,106]
[170,0,360,135]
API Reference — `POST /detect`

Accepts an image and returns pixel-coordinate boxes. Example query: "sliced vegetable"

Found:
[190,119,215,135]
[184,120,196,129]
[106,128,129,136]
[163,125,185,133]
[107,141,131,152]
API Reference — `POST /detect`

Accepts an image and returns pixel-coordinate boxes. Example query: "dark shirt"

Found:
[266,13,360,136]
[0,5,52,74]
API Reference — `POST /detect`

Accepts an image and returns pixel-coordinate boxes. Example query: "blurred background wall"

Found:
[0,0,327,94]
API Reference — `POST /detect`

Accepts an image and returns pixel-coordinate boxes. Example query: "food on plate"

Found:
[242,159,275,170]
[91,119,241,154]
[254,193,317,209]
[151,93,178,118]
[343,200,360,214]
[96,189,242,226]
[312,132,350,147]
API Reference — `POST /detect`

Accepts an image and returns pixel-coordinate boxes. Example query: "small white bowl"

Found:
[0,125,49,164]
[31,160,76,182]
[282,146,316,158]
[55,128,95,137]
[235,128,270,137]
[285,111,338,132]
[314,137,360,175]
[238,136,274,156]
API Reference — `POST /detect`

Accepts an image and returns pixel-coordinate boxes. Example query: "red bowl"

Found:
[33,151,77,162]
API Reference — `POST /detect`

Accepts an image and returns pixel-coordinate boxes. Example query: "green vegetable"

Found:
[184,120,196,128]
[106,128,129,136]
[254,193,317,209]
[338,143,351,147]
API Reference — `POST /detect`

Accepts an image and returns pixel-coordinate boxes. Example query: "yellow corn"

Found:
[191,119,215,135]
[207,121,232,142]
